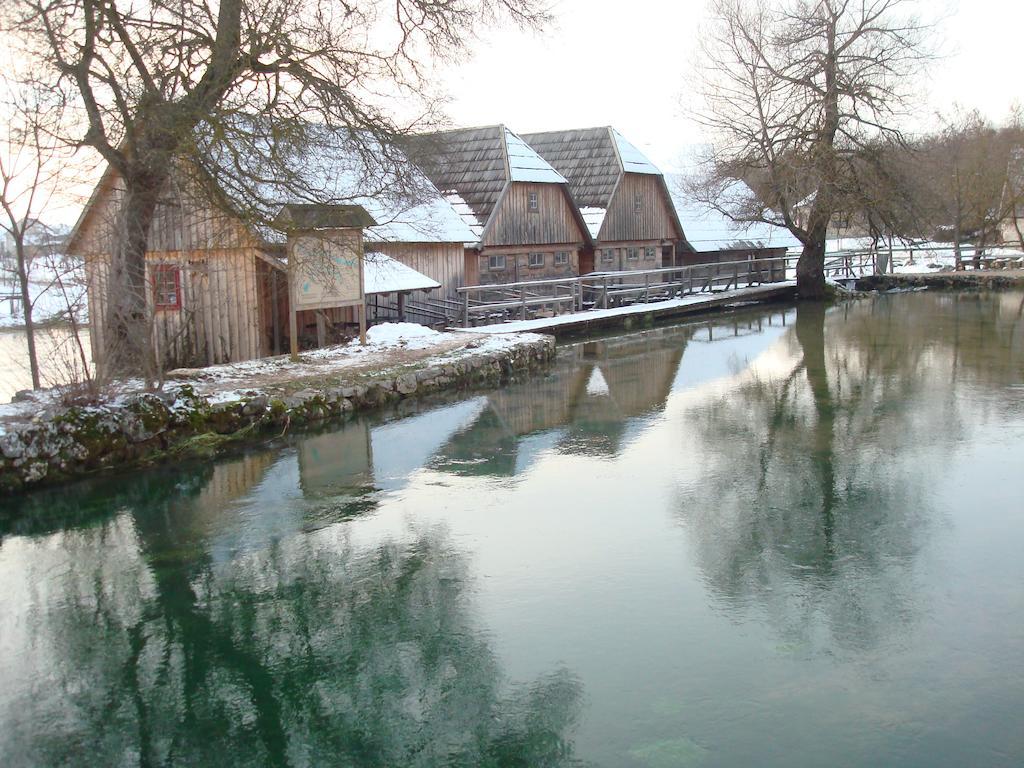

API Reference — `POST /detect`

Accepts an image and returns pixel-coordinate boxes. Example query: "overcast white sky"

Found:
[442,0,1022,171]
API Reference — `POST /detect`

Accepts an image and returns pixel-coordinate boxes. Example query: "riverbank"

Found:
[857,270,1024,291]
[0,324,555,493]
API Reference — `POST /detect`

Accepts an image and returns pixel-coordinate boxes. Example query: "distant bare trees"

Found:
[3,0,547,380]
[694,0,931,297]
[908,110,1024,262]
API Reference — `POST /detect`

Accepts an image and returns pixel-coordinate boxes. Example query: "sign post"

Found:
[276,204,377,359]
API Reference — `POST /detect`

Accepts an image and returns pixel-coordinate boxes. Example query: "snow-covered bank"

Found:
[0,323,555,493]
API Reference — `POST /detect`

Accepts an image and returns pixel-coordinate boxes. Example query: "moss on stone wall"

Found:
[0,337,556,493]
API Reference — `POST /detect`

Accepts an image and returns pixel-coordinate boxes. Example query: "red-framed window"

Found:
[153,265,182,310]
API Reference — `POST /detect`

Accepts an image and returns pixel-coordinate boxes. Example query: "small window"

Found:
[528,252,545,268]
[153,265,181,310]
[626,247,639,261]
[634,193,643,212]
[644,246,656,260]
[528,190,539,212]
[601,249,615,263]
[554,251,569,266]
[488,254,506,271]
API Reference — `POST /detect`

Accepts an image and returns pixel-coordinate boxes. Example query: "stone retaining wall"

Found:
[0,336,555,493]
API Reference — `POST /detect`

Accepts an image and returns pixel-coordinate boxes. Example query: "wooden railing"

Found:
[832,243,1024,272]
[455,255,848,327]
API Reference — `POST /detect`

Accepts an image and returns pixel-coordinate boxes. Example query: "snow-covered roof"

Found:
[504,129,566,184]
[667,173,802,252]
[363,252,440,295]
[412,125,570,234]
[522,127,663,208]
[580,207,607,239]
[196,120,477,246]
[611,129,660,175]
[442,190,485,240]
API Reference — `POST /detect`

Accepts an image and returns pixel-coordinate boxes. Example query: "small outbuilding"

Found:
[666,174,801,268]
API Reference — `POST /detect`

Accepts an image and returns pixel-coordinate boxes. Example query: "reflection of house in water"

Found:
[432,327,692,476]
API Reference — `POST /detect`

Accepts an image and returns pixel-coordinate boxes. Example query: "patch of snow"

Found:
[442,190,484,240]
[580,207,607,239]
[206,389,249,405]
[665,173,802,252]
[611,129,661,175]
[504,129,566,184]
[365,322,439,345]
[363,252,440,295]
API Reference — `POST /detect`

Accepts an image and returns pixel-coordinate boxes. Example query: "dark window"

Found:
[634,193,643,212]
[528,252,545,268]
[644,246,656,260]
[153,265,181,310]
[488,254,506,270]
[528,190,539,212]
[601,249,614,263]
[554,251,569,265]
[626,247,639,261]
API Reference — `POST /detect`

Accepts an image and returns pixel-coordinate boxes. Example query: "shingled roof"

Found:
[520,127,661,209]
[412,125,566,236]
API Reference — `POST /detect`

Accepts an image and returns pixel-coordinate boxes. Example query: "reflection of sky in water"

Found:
[370,398,488,491]
[207,451,303,565]
[514,428,568,475]
[670,309,795,391]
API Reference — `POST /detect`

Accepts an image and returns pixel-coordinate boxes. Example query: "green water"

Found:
[2,292,1023,767]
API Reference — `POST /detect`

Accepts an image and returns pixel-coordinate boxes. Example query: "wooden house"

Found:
[68,135,475,371]
[412,126,591,286]
[521,127,688,273]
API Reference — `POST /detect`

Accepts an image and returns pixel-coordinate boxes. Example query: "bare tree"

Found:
[0,80,66,390]
[693,0,931,297]
[4,0,547,381]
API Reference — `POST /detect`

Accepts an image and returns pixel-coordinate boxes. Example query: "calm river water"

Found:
[2,292,1023,767]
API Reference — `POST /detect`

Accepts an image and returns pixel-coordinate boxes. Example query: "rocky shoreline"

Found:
[856,271,1024,291]
[0,334,555,493]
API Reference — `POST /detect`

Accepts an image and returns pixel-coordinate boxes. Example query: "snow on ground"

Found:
[169,322,545,394]
[822,239,1024,275]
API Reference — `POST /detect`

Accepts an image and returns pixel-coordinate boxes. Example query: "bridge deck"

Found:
[454,281,797,337]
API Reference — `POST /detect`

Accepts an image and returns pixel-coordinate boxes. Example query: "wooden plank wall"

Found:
[372,242,466,298]
[86,249,265,371]
[484,182,586,248]
[599,174,679,243]
[74,169,259,256]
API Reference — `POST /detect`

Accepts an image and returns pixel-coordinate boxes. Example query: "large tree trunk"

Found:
[796,232,828,299]
[104,172,163,382]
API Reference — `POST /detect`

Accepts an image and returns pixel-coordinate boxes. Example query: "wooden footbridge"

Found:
[454,254,873,336]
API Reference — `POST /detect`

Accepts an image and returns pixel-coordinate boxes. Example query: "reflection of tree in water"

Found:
[676,301,964,653]
[5,460,584,767]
